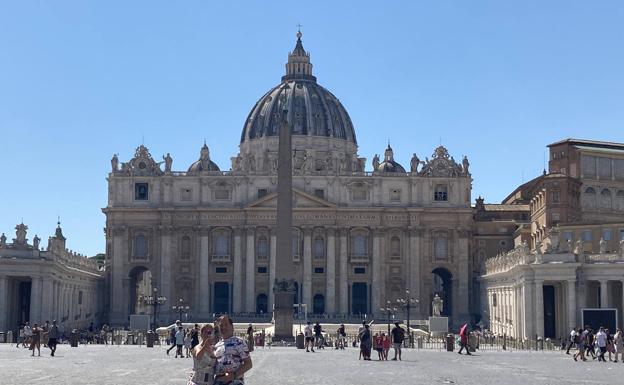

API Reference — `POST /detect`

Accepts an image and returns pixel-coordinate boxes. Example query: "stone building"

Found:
[481,139,624,340]
[104,32,474,327]
[0,223,103,334]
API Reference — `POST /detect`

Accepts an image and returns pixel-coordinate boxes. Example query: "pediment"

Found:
[247,189,336,209]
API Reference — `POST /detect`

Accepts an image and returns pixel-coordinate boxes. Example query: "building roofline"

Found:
[547,138,624,149]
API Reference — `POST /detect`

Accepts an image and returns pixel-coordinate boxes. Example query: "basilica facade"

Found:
[104,32,474,327]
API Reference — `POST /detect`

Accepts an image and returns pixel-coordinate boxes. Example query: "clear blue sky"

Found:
[1,1,623,256]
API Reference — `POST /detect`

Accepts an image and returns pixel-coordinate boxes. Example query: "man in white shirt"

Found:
[565,327,576,354]
[595,327,607,362]
[304,321,315,353]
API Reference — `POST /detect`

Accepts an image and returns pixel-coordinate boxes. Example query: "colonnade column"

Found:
[408,227,423,318]
[371,228,383,315]
[199,231,211,317]
[600,280,609,308]
[339,228,349,314]
[523,281,534,339]
[160,227,172,324]
[30,276,42,323]
[302,227,312,309]
[245,227,256,313]
[110,227,126,324]
[268,229,276,312]
[535,279,544,338]
[232,227,243,313]
[0,276,7,331]
[567,280,577,331]
[41,278,54,322]
[326,227,336,314]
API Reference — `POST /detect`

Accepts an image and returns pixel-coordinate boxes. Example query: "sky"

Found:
[1,1,623,256]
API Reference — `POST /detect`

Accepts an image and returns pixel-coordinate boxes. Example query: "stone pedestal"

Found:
[273,290,294,342]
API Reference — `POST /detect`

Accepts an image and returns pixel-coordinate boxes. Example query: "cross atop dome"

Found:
[283,29,315,82]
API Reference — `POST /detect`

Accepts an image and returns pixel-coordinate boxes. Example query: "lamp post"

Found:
[138,287,167,331]
[172,298,190,322]
[380,301,397,334]
[395,289,419,348]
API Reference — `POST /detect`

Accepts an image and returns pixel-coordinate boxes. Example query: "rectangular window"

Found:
[562,231,573,241]
[598,157,612,179]
[314,189,325,199]
[314,267,324,274]
[551,191,560,203]
[135,183,149,200]
[257,267,267,274]
[78,291,83,305]
[390,189,401,201]
[581,155,596,178]
[352,188,367,201]
[181,188,192,201]
[257,189,268,199]
[602,229,612,241]
[215,267,227,274]
[434,185,448,201]
[582,230,592,242]
[214,189,230,200]
[354,267,366,274]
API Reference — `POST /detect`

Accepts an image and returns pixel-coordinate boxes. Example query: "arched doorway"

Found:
[214,282,230,315]
[313,294,325,314]
[352,282,368,316]
[129,266,152,315]
[431,268,452,317]
[256,294,268,314]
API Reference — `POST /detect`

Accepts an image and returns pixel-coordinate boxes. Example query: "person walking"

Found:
[214,315,252,385]
[358,324,372,360]
[30,323,41,357]
[565,327,576,354]
[596,327,607,362]
[374,333,383,360]
[390,322,405,361]
[246,324,255,352]
[175,327,185,358]
[613,328,623,363]
[313,321,323,350]
[304,321,315,352]
[167,320,182,355]
[17,325,25,348]
[573,327,586,362]
[24,322,33,348]
[382,333,391,360]
[184,331,193,358]
[191,324,200,350]
[189,324,216,385]
[458,323,471,355]
[337,324,346,350]
[48,320,59,357]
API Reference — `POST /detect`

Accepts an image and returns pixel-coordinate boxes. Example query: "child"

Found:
[184,331,192,358]
[382,333,391,360]
[374,333,383,360]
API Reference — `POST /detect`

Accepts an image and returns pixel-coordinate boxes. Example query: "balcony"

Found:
[211,254,231,263]
[350,254,369,263]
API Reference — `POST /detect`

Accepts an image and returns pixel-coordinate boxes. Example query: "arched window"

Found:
[353,234,367,256]
[584,187,596,209]
[313,294,325,314]
[213,231,230,256]
[390,236,401,257]
[256,294,268,314]
[181,236,191,260]
[600,189,612,208]
[434,232,449,260]
[257,235,268,259]
[134,234,147,258]
[314,236,325,259]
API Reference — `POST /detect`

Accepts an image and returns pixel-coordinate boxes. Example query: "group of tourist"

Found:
[16,320,60,357]
[167,322,200,358]
[567,325,624,362]
[357,321,406,361]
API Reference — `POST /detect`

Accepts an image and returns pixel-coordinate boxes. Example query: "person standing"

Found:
[30,323,41,357]
[214,315,252,385]
[24,322,33,347]
[613,328,623,363]
[184,331,193,358]
[374,333,383,360]
[313,322,323,349]
[42,321,50,348]
[101,324,110,345]
[175,327,185,358]
[189,324,216,385]
[382,333,391,360]
[596,327,607,362]
[191,324,200,350]
[390,322,405,361]
[358,324,372,360]
[304,321,315,353]
[48,320,59,357]
[565,327,576,355]
[17,325,25,348]
[246,324,255,352]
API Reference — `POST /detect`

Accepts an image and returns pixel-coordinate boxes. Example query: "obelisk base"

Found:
[272,290,295,343]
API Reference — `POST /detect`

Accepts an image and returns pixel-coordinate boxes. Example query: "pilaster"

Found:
[302,226,313,309]
[339,227,349,314]
[233,227,244,313]
[326,227,336,314]
[245,226,256,312]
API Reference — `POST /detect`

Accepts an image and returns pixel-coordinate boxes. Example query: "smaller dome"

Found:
[376,144,405,173]
[188,143,220,173]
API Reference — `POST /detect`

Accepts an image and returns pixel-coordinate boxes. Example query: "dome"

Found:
[241,32,357,145]
[188,143,220,173]
[377,144,406,173]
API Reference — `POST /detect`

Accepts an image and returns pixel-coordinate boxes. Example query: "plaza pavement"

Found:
[0,343,623,384]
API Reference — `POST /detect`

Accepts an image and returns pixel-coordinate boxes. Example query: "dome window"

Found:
[135,183,149,201]
[434,184,448,202]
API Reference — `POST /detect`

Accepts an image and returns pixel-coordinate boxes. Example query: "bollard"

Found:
[296,332,305,349]
[70,329,79,347]
[417,337,423,349]
[502,334,507,350]
[7,330,13,344]
[146,331,155,348]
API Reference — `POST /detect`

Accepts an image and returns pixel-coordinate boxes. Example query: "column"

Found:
[41,278,54,322]
[233,227,243,313]
[408,227,423,318]
[245,227,256,312]
[199,232,211,316]
[567,280,577,330]
[326,227,336,314]
[372,228,383,314]
[269,230,277,311]
[302,227,312,308]
[30,276,42,323]
[0,276,7,331]
[110,227,126,324]
[600,280,609,308]
[456,229,470,320]
[339,228,349,314]
[523,281,534,339]
[535,280,544,338]
[160,229,172,324]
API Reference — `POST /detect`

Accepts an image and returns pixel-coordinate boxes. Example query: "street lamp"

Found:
[380,301,398,334]
[395,289,419,348]
[138,287,167,331]
[172,298,190,322]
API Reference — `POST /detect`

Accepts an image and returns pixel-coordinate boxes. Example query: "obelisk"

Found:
[272,83,295,342]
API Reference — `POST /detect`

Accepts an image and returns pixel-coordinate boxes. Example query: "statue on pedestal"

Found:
[372,154,380,171]
[163,153,173,173]
[410,153,420,173]
[0,233,6,247]
[573,240,583,256]
[432,294,443,317]
[33,235,40,250]
[14,223,27,245]
[462,155,470,175]
[111,154,119,172]
[619,239,624,256]
[599,237,607,254]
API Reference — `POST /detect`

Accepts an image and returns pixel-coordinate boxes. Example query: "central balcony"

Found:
[211,254,231,263]
[350,254,369,263]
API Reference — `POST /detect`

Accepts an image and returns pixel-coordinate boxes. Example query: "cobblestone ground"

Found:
[1,343,623,384]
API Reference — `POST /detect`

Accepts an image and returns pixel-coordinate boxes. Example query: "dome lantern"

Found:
[282,30,316,82]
